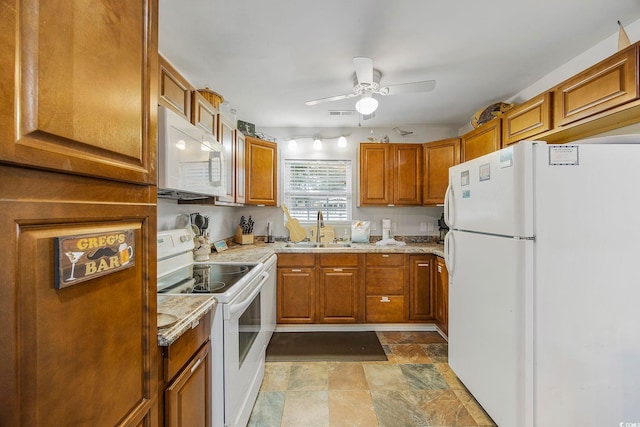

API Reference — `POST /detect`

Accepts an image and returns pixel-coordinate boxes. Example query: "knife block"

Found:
[234,226,254,245]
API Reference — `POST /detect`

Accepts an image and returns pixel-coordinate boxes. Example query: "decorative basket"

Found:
[197,87,224,109]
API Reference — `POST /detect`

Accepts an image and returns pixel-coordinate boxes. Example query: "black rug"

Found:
[265,331,387,362]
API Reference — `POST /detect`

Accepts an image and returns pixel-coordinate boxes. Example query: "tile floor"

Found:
[248,331,496,427]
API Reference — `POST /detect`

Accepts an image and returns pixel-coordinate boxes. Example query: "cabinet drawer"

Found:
[554,47,638,126]
[366,296,405,323]
[319,253,359,267]
[366,253,404,266]
[162,311,212,381]
[366,267,404,295]
[277,253,315,267]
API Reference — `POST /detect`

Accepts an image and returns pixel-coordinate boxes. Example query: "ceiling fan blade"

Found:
[305,93,357,106]
[353,57,373,85]
[380,80,436,96]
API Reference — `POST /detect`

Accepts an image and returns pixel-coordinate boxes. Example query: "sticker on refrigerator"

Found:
[479,163,491,181]
[500,147,513,168]
[462,190,470,198]
[460,170,469,186]
[549,145,579,165]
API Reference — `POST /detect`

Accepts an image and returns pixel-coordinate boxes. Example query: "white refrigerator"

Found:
[444,137,640,427]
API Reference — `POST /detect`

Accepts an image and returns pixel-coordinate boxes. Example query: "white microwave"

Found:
[158,105,226,200]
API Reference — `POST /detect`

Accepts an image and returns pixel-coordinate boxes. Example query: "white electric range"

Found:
[158,228,276,427]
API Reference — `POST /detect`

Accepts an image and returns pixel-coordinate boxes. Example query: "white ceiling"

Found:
[158,0,640,130]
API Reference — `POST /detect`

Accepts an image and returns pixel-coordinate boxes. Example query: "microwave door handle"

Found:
[226,272,268,319]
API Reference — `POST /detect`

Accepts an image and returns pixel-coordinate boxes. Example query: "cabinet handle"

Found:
[333,268,343,272]
[190,357,203,374]
[291,269,302,272]
[382,254,389,258]
[437,266,442,273]
[418,263,429,267]
[380,296,391,303]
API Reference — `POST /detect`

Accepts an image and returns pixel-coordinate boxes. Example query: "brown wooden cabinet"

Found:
[191,90,219,139]
[1,1,158,185]
[235,131,247,205]
[318,254,361,323]
[461,118,502,162]
[502,93,552,146]
[554,46,638,127]
[159,55,193,122]
[162,311,212,427]
[359,143,422,206]
[409,255,435,321]
[245,136,278,206]
[277,254,316,323]
[1,2,158,425]
[435,257,449,336]
[423,138,461,205]
[0,168,158,426]
[217,114,237,204]
[365,254,406,322]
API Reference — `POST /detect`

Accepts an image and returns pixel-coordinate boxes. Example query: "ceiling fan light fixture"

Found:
[337,136,347,148]
[355,95,378,115]
[288,139,297,150]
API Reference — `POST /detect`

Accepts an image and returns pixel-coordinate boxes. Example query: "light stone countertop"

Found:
[157,295,216,346]
[203,241,445,264]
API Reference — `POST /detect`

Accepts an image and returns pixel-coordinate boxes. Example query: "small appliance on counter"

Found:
[438,212,448,243]
[266,221,275,243]
[382,218,392,240]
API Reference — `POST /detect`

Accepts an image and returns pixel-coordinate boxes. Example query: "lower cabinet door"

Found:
[365,296,405,323]
[319,268,359,323]
[277,268,316,323]
[165,342,211,427]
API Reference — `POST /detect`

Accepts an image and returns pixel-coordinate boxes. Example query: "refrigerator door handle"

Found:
[444,184,454,228]
[444,230,455,276]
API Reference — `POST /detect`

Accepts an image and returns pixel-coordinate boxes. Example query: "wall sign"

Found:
[54,229,135,289]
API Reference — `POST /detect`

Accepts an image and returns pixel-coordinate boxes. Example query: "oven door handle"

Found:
[226,272,268,319]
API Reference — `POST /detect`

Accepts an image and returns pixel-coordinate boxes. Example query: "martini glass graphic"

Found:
[65,251,84,281]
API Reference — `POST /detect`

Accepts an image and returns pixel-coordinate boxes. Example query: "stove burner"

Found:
[193,281,225,293]
[213,265,249,275]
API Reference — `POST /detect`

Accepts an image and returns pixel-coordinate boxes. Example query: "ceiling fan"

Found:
[304,57,436,115]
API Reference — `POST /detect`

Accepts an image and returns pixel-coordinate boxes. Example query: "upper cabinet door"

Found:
[359,144,392,206]
[191,90,218,139]
[393,144,422,205]
[461,118,501,162]
[502,93,552,146]
[0,0,158,185]
[217,114,236,203]
[554,46,638,127]
[159,56,192,122]
[245,136,277,206]
[235,131,246,205]
[423,138,461,205]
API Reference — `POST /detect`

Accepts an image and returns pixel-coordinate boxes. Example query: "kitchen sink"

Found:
[284,242,352,249]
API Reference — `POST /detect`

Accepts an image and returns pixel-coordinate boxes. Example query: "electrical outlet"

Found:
[420,222,427,232]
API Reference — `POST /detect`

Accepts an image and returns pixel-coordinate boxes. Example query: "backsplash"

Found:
[158,199,444,243]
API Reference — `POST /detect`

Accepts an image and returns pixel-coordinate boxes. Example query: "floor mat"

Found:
[265,331,387,362]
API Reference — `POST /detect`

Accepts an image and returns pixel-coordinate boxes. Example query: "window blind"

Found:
[283,159,352,222]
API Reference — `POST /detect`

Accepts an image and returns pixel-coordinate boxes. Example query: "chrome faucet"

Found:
[316,210,324,243]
